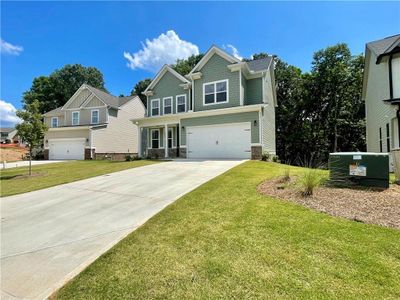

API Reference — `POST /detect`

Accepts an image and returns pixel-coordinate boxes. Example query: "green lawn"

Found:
[56,161,400,299]
[0,160,159,197]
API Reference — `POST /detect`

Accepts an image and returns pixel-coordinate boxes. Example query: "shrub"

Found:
[272,155,280,163]
[145,155,152,160]
[125,155,132,161]
[261,152,270,161]
[298,168,323,196]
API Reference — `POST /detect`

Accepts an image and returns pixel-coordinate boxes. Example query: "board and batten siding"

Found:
[180,111,260,145]
[65,89,91,109]
[245,78,263,105]
[91,98,145,154]
[193,54,240,111]
[147,71,189,117]
[365,51,397,153]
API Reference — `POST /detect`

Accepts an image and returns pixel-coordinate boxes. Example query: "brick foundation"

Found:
[251,146,262,160]
[85,148,96,160]
[95,152,136,161]
[44,149,49,160]
[179,147,187,158]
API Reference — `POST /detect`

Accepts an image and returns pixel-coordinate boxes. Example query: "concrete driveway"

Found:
[1,159,244,299]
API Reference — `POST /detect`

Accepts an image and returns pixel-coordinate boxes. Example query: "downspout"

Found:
[397,107,400,149]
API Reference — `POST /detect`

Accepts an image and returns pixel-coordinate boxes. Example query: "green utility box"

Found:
[329,152,389,189]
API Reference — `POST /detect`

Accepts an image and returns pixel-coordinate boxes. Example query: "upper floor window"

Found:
[72,111,80,126]
[91,110,99,124]
[176,94,186,113]
[203,79,228,105]
[163,97,172,115]
[151,99,160,116]
[51,117,58,128]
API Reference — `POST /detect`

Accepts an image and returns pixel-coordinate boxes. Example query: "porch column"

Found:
[137,126,141,157]
[164,124,168,158]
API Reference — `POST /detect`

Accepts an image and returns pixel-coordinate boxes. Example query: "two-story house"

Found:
[43,84,145,160]
[363,35,400,165]
[132,45,277,159]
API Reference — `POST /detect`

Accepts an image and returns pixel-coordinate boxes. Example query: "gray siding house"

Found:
[363,35,400,166]
[43,84,145,160]
[132,46,277,159]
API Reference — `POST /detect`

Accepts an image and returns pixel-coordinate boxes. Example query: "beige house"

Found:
[43,84,145,160]
[363,34,400,167]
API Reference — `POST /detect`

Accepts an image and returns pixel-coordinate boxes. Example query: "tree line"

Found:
[22,43,365,165]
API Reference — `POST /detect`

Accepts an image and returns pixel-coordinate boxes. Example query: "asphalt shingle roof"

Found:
[245,57,273,72]
[87,85,135,108]
[0,128,16,133]
[367,34,400,57]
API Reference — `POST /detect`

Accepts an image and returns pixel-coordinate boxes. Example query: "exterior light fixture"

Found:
[253,120,257,126]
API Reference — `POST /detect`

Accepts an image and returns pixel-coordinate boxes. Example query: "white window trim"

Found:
[163,97,173,115]
[167,128,175,149]
[202,79,229,106]
[72,111,80,126]
[91,109,99,124]
[151,99,160,116]
[150,128,160,149]
[51,117,58,128]
[176,94,187,114]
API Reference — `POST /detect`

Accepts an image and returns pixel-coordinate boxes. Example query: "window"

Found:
[151,129,159,149]
[386,123,390,152]
[203,80,228,105]
[51,117,58,128]
[151,99,160,116]
[379,127,383,152]
[176,95,186,113]
[168,128,173,148]
[91,110,99,124]
[163,97,172,115]
[72,111,79,126]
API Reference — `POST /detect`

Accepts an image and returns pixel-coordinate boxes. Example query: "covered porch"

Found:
[136,120,184,159]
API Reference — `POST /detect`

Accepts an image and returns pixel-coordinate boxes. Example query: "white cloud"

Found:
[0,100,21,126]
[124,30,199,72]
[1,39,23,56]
[224,44,243,61]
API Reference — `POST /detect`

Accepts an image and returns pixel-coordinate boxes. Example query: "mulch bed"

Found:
[258,177,400,229]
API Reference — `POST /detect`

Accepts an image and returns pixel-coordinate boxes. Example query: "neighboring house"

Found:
[0,128,19,143]
[132,45,277,159]
[363,34,400,166]
[43,84,145,160]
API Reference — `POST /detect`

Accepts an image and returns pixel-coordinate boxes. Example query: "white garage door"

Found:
[187,123,251,159]
[49,139,85,160]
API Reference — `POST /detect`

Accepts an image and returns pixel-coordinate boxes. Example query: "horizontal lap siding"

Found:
[92,100,144,153]
[365,52,395,153]
[65,105,107,126]
[180,111,260,145]
[193,54,240,111]
[148,72,188,116]
[245,78,263,105]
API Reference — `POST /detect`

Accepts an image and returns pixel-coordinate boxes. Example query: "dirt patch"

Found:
[2,172,44,180]
[258,177,400,229]
[0,147,28,162]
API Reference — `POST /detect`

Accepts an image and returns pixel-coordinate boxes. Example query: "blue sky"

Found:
[1,1,400,125]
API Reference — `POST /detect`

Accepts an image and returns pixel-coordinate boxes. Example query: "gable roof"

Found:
[366,34,400,63]
[188,45,241,75]
[43,107,63,117]
[144,65,189,93]
[245,57,273,72]
[0,127,16,133]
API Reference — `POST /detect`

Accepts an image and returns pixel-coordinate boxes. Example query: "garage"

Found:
[186,123,251,159]
[49,138,85,160]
